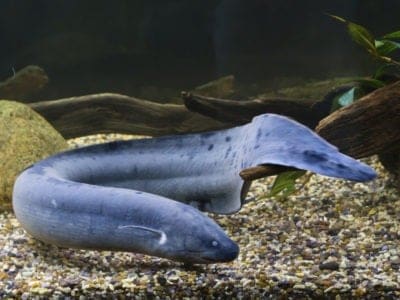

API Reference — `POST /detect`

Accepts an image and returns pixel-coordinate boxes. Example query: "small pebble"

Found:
[319,261,340,271]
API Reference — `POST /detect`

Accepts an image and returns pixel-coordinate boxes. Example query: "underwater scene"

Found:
[1,0,400,298]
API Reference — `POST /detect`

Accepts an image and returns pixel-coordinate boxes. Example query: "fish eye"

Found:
[211,240,219,247]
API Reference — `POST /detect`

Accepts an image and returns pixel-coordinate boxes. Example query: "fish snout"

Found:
[202,236,239,263]
[218,239,239,262]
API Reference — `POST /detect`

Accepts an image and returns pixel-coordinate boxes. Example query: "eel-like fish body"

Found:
[13,114,376,263]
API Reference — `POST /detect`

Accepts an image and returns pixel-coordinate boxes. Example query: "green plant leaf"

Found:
[375,39,400,56]
[337,87,356,107]
[347,22,377,55]
[328,14,376,55]
[269,170,306,197]
[327,14,346,23]
[374,64,400,80]
[383,30,400,40]
[328,15,400,90]
[374,64,391,79]
[352,78,385,89]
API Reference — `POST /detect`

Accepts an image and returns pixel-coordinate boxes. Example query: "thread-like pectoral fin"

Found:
[117,225,167,245]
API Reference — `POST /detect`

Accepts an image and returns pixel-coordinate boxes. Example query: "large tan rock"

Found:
[0,100,68,210]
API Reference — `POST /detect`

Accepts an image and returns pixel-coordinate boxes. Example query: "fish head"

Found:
[158,204,239,264]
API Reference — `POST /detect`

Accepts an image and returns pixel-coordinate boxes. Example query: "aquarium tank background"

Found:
[1,0,399,102]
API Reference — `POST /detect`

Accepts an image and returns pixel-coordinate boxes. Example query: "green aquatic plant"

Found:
[268,170,306,198]
[329,14,400,109]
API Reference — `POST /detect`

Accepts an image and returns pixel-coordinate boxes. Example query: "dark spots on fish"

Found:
[208,144,214,151]
[303,150,328,163]
[232,151,237,159]
[187,151,195,160]
[265,132,270,137]
[225,146,232,159]
[225,136,231,142]
[135,191,143,194]
[175,140,184,149]
[336,163,348,169]
[254,144,260,149]
[201,132,216,138]
[256,128,262,140]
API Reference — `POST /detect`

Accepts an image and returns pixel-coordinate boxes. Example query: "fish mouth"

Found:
[171,250,218,264]
[197,251,239,264]
[174,244,239,264]
[180,254,236,264]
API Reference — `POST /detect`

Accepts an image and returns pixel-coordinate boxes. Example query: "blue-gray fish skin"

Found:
[13,168,239,264]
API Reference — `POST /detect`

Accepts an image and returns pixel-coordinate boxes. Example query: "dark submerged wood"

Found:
[0,65,48,100]
[240,165,299,181]
[182,92,322,128]
[316,81,400,157]
[29,93,230,139]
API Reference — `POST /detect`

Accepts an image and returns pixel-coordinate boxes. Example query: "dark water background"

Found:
[0,0,399,101]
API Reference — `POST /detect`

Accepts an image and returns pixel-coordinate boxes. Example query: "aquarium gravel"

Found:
[1,134,400,299]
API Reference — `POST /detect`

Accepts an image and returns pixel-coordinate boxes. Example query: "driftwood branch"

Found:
[193,75,235,98]
[316,80,400,157]
[29,93,230,139]
[182,92,322,128]
[0,65,48,100]
[239,165,298,181]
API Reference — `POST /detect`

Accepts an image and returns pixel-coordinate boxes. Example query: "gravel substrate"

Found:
[1,134,400,299]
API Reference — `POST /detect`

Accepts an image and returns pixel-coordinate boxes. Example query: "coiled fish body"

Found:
[13,114,376,263]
